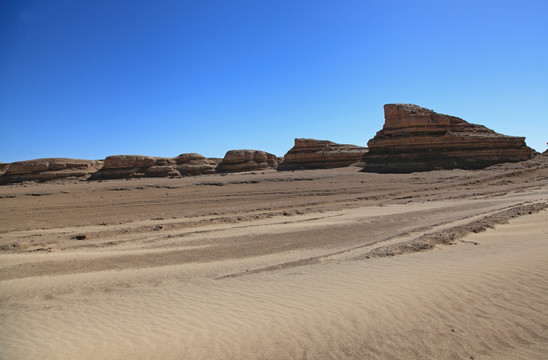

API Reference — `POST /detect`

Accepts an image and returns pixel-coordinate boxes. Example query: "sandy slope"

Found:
[0,157,547,359]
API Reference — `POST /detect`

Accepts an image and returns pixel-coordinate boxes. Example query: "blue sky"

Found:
[1,0,547,162]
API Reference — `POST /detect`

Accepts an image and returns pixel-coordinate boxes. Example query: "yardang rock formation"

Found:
[277,138,368,171]
[216,150,278,173]
[0,104,540,184]
[175,153,220,176]
[89,154,218,180]
[362,104,536,173]
[0,158,102,184]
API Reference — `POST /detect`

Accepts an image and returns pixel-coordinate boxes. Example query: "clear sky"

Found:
[1,0,547,162]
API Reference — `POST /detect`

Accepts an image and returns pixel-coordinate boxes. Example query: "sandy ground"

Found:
[0,156,547,359]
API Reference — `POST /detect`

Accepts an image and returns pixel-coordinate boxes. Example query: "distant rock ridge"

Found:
[0,110,539,184]
[277,138,367,171]
[216,150,278,173]
[88,154,219,180]
[362,104,537,173]
[0,158,102,184]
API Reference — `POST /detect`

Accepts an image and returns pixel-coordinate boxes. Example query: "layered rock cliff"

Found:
[277,138,367,171]
[363,104,536,173]
[0,158,103,184]
[216,150,278,173]
[89,153,218,180]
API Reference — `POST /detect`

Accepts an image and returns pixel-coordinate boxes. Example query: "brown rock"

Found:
[175,153,218,176]
[101,155,157,169]
[0,158,102,184]
[363,104,537,173]
[145,165,180,178]
[88,153,219,180]
[89,155,167,180]
[277,139,368,171]
[216,150,278,173]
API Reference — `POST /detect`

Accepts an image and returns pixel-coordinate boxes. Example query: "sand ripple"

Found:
[1,163,547,359]
[1,212,547,359]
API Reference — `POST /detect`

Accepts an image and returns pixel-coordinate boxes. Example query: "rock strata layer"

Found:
[277,139,367,171]
[216,150,278,173]
[89,154,218,180]
[363,104,536,173]
[0,158,102,184]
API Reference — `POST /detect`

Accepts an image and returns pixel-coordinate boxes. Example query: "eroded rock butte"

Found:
[216,150,278,173]
[362,104,536,173]
[0,158,103,184]
[278,138,367,171]
[88,154,218,180]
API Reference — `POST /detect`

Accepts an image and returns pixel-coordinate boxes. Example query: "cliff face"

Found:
[89,153,218,180]
[363,104,537,173]
[277,138,367,171]
[216,150,278,173]
[0,158,102,184]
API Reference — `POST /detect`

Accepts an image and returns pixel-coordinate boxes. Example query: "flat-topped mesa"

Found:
[216,150,278,173]
[88,153,217,180]
[277,138,368,171]
[363,104,536,173]
[0,158,103,184]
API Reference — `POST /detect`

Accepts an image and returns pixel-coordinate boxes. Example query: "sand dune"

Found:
[1,158,547,359]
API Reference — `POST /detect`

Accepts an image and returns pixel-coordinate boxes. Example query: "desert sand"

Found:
[1,156,547,359]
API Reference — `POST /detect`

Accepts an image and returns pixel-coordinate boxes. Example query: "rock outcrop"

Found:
[88,155,170,180]
[216,150,278,173]
[0,158,103,184]
[277,138,368,171]
[175,153,219,176]
[363,104,537,173]
[89,153,218,180]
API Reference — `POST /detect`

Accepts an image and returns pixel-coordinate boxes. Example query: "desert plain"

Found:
[0,155,547,360]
